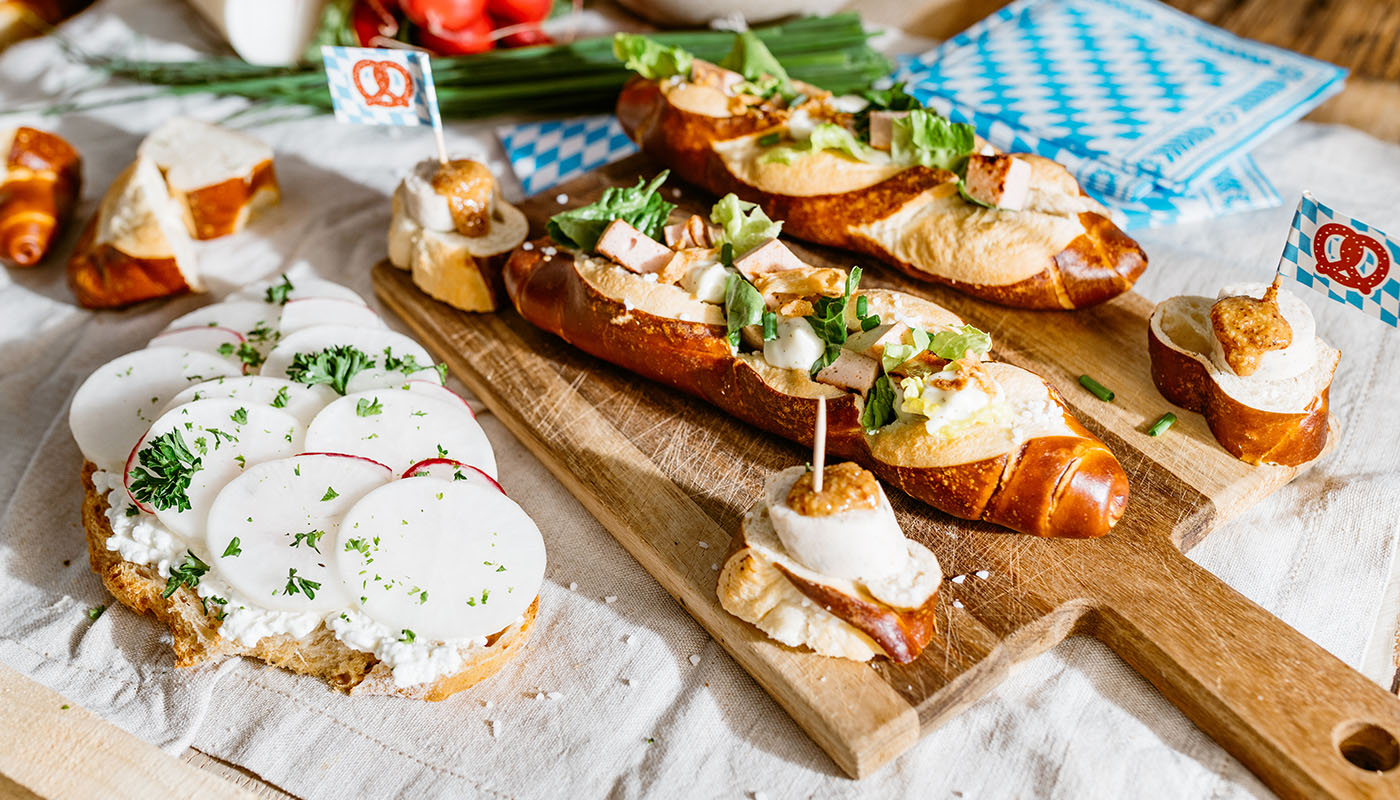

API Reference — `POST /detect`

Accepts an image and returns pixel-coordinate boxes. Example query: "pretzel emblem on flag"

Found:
[1313,223,1391,295]
[352,59,414,108]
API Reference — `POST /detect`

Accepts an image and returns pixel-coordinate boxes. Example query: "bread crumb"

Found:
[486,720,498,737]
[623,634,632,644]
[568,582,577,591]
[483,700,494,709]
[975,570,990,579]
[951,574,966,584]
[710,563,718,571]
[697,541,709,549]
[555,193,568,204]
[547,691,564,700]
[604,595,617,604]
[953,600,964,608]
[689,654,701,666]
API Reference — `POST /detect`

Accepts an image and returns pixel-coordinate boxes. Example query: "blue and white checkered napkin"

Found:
[897,0,1346,203]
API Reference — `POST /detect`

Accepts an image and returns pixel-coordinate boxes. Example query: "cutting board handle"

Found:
[1088,543,1400,799]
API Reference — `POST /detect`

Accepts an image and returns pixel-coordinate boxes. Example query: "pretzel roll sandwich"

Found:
[387,157,528,312]
[503,176,1130,538]
[610,33,1146,310]
[720,461,943,662]
[0,126,81,267]
[1149,277,1338,466]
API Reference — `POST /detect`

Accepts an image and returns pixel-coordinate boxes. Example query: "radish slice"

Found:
[149,326,247,366]
[69,348,241,471]
[279,297,385,337]
[262,325,439,393]
[403,380,474,418]
[233,276,365,306]
[206,453,391,612]
[129,399,304,542]
[164,301,279,341]
[162,376,336,426]
[402,458,502,492]
[335,478,545,641]
[304,390,496,477]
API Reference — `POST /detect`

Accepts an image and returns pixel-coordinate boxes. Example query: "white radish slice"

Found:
[164,301,279,340]
[128,399,304,542]
[69,348,241,471]
[162,376,336,426]
[403,380,474,418]
[278,297,385,337]
[262,325,439,393]
[149,326,247,368]
[343,365,443,393]
[335,478,545,641]
[304,390,496,477]
[206,453,390,612]
[402,458,502,492]
[232,276,365,306]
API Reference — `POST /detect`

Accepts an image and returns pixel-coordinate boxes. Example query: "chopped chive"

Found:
[860,314,881,332]
[1078,374,1114,402]
[1147,412,1177,437]
[761,311,778,340]
[855,295,867,318]
[757,132,780,147]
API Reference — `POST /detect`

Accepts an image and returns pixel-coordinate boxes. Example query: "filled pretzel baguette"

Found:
[611,33,1147,310]
[0,126,81,267]
[503,182,1130,537]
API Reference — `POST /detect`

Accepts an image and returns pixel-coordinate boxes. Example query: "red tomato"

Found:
[494,18,552,48]
[486,0,550,25]
[398,0,487,32]
[351,0,399,46]
[414,14,495,55]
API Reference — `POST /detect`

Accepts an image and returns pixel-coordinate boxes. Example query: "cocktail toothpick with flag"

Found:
[320,45,449,164]
[1277,192,1400,328]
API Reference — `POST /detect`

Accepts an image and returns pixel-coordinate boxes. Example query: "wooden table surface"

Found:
[3,2,1398,798]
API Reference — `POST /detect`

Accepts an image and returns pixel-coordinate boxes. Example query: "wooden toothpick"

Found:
[812,396,827,493]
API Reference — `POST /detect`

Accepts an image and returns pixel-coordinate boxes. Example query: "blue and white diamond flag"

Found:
[321,46,442,129]
[1278,193,1400,328]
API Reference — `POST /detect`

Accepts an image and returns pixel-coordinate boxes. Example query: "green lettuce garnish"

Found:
[928,324,992,361]
[890,109,976,172]
[710,194,782,257]
[612,34,693,80]
[719,30,791,96]
[854,82,923,141]
[760,123,873,165]
[859,374,897,431]
[723,273,765,350]
[805,266,861,377]
[546,171,676,252]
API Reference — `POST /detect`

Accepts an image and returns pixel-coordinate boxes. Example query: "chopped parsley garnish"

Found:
[286,345,373,395]
[355,397,383,417]
[222,537,242,557]
[436,444,448,458]
[452,470,467,481]
[246,322,276,344]
[128,431,202,512]
[233,454,246,469]
[400,629,416,643]
[344,538,371,557]
[321,486,339,501]
[271,386,290,408]
[87,605,105,620]
[291,530,325,552]
[381,348,423,375]
[265,274,294,305]
[162,550,209,599]
[281,568,321,599]
[124,505,140,517]
[217,341,265,369]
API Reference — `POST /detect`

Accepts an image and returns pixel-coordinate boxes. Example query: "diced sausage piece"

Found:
[752,269,846,303]
[964,154,1031,211]
[733,237,808,280]
[663,222,688,248]
[868,111,911,151]
[691,59,744,92]
[685,214,713,248]
[843,321,910,361]
[815,350,879,393]
[596,219,674,275]
[658,247,719,285]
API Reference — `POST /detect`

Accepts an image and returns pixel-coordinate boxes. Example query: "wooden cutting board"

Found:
[373,155,1400,799]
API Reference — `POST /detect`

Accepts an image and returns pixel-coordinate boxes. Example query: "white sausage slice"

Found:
[232,275,366,305]
[162,376,335,426]
[148,326,247,369]
[278,298,386,337]
[303,390,496,477]
[335,478,545,641]
[69,348,241,471]
[206,453,390,612]
[164,301,279,340]
[402,458,502,492]
[127,399,304,542]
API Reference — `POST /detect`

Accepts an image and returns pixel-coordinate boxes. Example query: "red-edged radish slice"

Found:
[164,301,279,340]
[206,453,391,612]
[304,390,496,477]
[262,325,439,393]
[149,326,247,367]
[401,458,502,492]
[69,348,241,471]
[335,478,545,641]
[232,276,366,306]
[128,399,304,542]
[404,380,475,418]
[123,436,155,514]
[279,297,385,337]
[162,376,336,426]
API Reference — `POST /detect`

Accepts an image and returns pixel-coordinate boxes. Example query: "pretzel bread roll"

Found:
[0,126,81,267]
[138,118,279,240]
[615,78,1147,310]
[504,241,1130,538]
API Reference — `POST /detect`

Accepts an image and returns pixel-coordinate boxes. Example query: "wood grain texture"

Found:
[0,660,253,800]
[373,155,1400,796]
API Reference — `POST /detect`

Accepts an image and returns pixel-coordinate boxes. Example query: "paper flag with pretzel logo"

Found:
[320,46,442,129]
[1278,192,1400,328]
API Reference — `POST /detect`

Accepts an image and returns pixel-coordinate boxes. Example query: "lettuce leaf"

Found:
[854,82,922,141]
[859,374,897,431]
[805,266,861,376]
[890,109,976,172]
[718,31,791,94]
[759,123,873,165]
[724,273,765,350]
[612,33,693,80]
[927,324,992,361]
[710,194,782,257]
[546,171,676,252]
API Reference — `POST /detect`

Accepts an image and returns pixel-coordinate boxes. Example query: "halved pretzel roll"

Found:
[504,233,1130,537]
[67,158,201,309]
[614,76,1146,310]
[0,126,81,267]
[1148,284,1338,466]
[138,117,279,240]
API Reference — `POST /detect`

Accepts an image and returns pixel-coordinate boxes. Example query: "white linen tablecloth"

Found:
[2,2,1399,797]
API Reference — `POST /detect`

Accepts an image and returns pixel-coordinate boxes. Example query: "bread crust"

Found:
[80,462,535,699]
[174,159,280,240]
[614,79,1147,309]
[504,242,1130,538]
[1,126,81,267]
[1147,298,1336,466]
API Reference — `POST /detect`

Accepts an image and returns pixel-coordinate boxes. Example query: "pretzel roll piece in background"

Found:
[0,126,81,267]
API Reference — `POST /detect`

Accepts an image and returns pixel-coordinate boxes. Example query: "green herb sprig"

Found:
[286,345,373,395]
[128,431,203,512]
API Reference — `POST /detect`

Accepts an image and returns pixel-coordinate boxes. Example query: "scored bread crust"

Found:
[614,78,1147,309]
[171,159,279,241]
[503,242,1130,538]
[1,126,82,267]
[80,462,536,700]
[1148,296,1338,466]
